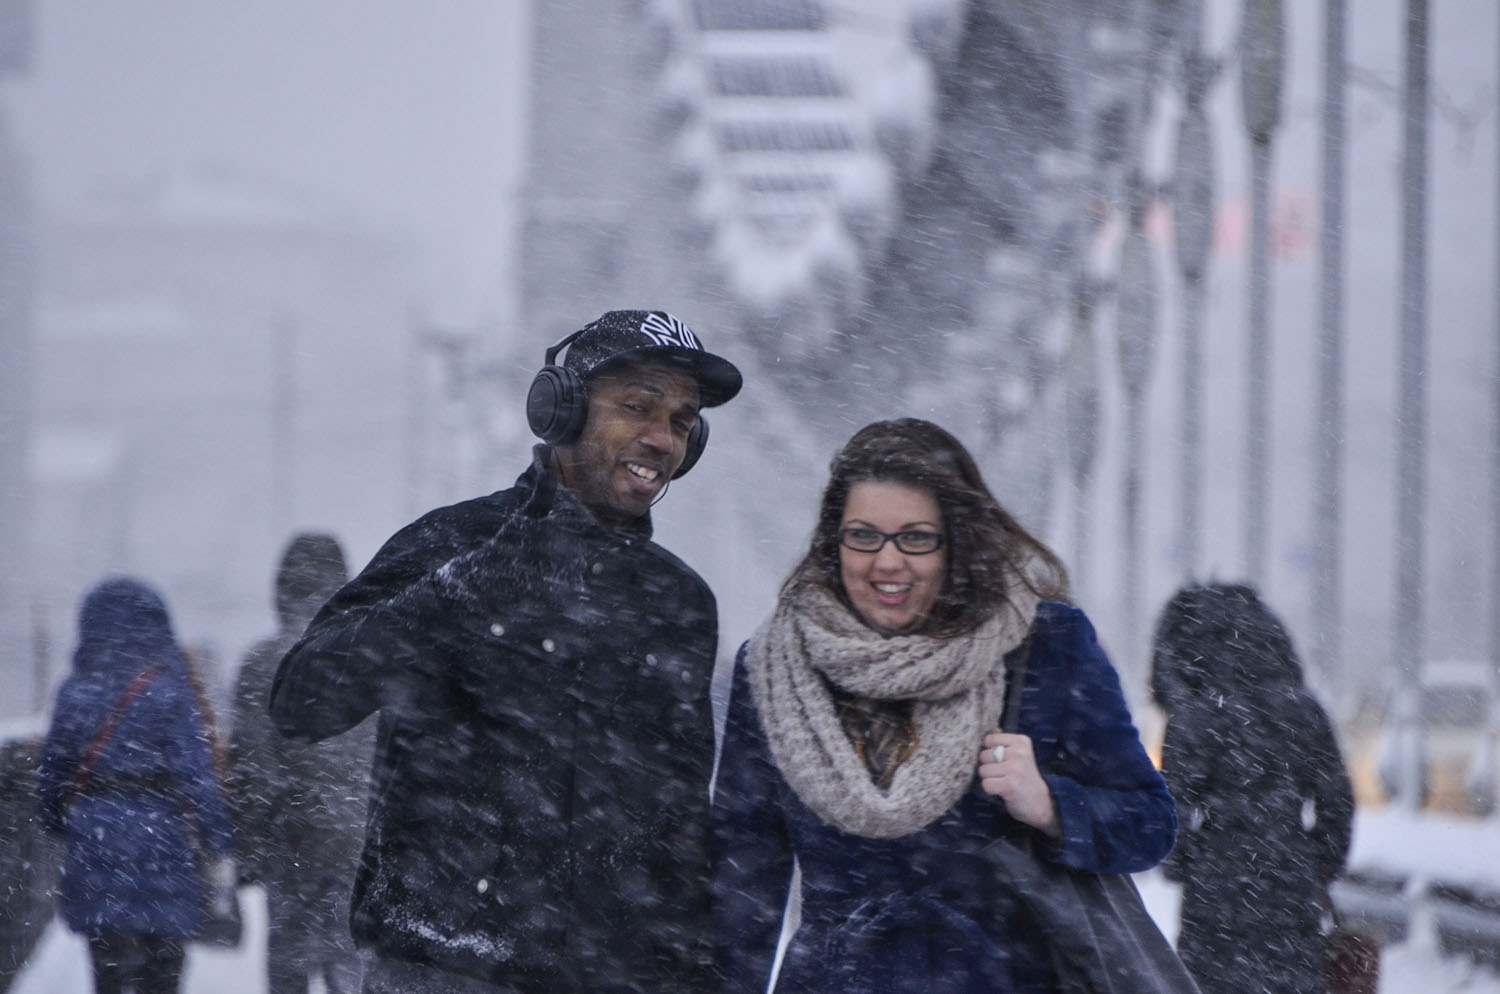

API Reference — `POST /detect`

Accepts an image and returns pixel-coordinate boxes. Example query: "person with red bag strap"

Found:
[36,577,235,994]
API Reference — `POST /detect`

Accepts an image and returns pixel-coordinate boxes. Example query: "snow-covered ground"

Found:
[12,870,1500,994]
[14,887,270,994]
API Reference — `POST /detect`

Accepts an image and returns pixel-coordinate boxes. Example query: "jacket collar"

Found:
[518,443,654,544]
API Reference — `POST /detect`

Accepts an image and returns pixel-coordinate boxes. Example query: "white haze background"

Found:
[7,0,1500,991]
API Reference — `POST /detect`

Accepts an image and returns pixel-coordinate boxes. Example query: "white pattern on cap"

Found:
[638,311,704,350]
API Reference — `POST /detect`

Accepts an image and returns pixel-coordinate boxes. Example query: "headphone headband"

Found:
[543,327,587,367]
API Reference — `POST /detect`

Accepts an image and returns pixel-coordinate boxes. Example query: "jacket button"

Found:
[645,654,657,667]
[542,638,556,653]
[476,878,489,894]
[490,622,505,637]
[591,561,605,575]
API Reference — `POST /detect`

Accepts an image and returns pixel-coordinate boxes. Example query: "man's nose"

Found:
[641,413,674,454]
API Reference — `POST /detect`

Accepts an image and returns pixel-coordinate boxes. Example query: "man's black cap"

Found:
[562,310,743,408]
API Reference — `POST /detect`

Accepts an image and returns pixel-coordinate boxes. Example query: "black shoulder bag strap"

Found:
[1001,636,1031,734]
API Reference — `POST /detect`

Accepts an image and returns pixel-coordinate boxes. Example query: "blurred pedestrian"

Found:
[1151,582,1355,994]
[36,577,236,994]
[269,310,742,994]
[228,532,369,994]
[713,419,1177,994]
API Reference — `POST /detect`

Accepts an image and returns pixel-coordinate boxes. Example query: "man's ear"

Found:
[672,415,709,479]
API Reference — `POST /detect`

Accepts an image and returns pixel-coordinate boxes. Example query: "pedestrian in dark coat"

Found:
[36,576,236,994]
[269,310,742,994]
[713,419,1177,994]
[228,532,371,994]
[1151,582,1355,994]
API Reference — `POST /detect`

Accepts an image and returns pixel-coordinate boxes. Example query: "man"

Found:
[269,310,741,994]
[228,532,371,994]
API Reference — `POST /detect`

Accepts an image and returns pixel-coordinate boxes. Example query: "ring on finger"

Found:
[990,745,1006,764]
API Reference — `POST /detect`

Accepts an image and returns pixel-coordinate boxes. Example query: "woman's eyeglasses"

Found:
[838,528,945,556]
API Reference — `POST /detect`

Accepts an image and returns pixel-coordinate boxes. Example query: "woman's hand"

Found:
[977,731,1061,838]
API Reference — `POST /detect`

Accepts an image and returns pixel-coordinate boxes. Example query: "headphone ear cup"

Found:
[672,415,709,479]
[526,366,588,445]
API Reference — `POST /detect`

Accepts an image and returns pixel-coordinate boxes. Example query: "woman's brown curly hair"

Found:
[784,418,1069,637]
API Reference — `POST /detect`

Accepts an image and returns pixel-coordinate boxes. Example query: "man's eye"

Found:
[672,419,692,435]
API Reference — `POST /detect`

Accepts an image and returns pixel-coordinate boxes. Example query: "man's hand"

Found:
[977,731,1061,838]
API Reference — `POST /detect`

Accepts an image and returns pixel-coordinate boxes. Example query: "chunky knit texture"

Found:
[745,586,1037,838]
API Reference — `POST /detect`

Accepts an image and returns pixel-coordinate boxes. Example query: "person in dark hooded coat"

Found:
[228,532,371,994]
[36,577,236,994]
[1151,582,1354,994]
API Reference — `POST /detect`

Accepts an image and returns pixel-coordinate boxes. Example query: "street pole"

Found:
[1315,0,1347,708]
[1173,0,1215,582]
[1240,0,1285,589]
[1066,285,1100,608]
[1117,183,1158,698]
[271,314,296,539]
[1488,0,1500,811]
[1392,0,1430,812]
[0,7,34,716]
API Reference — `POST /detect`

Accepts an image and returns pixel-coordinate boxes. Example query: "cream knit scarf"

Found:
[745,584,1038,839]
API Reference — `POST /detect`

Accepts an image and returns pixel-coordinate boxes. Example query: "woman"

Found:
[1151,583,1354,994]
[713,419,1176,994]
[37,577,235,994]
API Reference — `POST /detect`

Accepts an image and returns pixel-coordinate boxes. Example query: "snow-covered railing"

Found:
[1336,809,1500,968]
[1429,882,1500,971]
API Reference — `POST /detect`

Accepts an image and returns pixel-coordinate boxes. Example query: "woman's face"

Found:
[839,480,947,634]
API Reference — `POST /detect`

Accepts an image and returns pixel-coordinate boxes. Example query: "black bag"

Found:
[1324,890,1379,994]
[980,639,1200,994]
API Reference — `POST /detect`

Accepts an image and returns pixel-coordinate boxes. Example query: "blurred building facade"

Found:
[25,170,416,709]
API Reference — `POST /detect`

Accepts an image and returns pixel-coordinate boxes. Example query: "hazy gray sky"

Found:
[9,1,528,321]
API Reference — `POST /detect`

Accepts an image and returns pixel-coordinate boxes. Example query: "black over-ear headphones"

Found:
[526,329,710,479]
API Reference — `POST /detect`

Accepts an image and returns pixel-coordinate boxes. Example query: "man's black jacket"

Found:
[269,446,719,993]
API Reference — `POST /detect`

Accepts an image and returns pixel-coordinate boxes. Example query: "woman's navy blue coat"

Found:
[36,578,234,939]
[712,602,1176,994]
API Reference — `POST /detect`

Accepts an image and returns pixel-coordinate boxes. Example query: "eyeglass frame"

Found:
[838,527,946,556]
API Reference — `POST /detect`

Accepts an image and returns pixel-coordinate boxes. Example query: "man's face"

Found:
[554,363,701,528]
